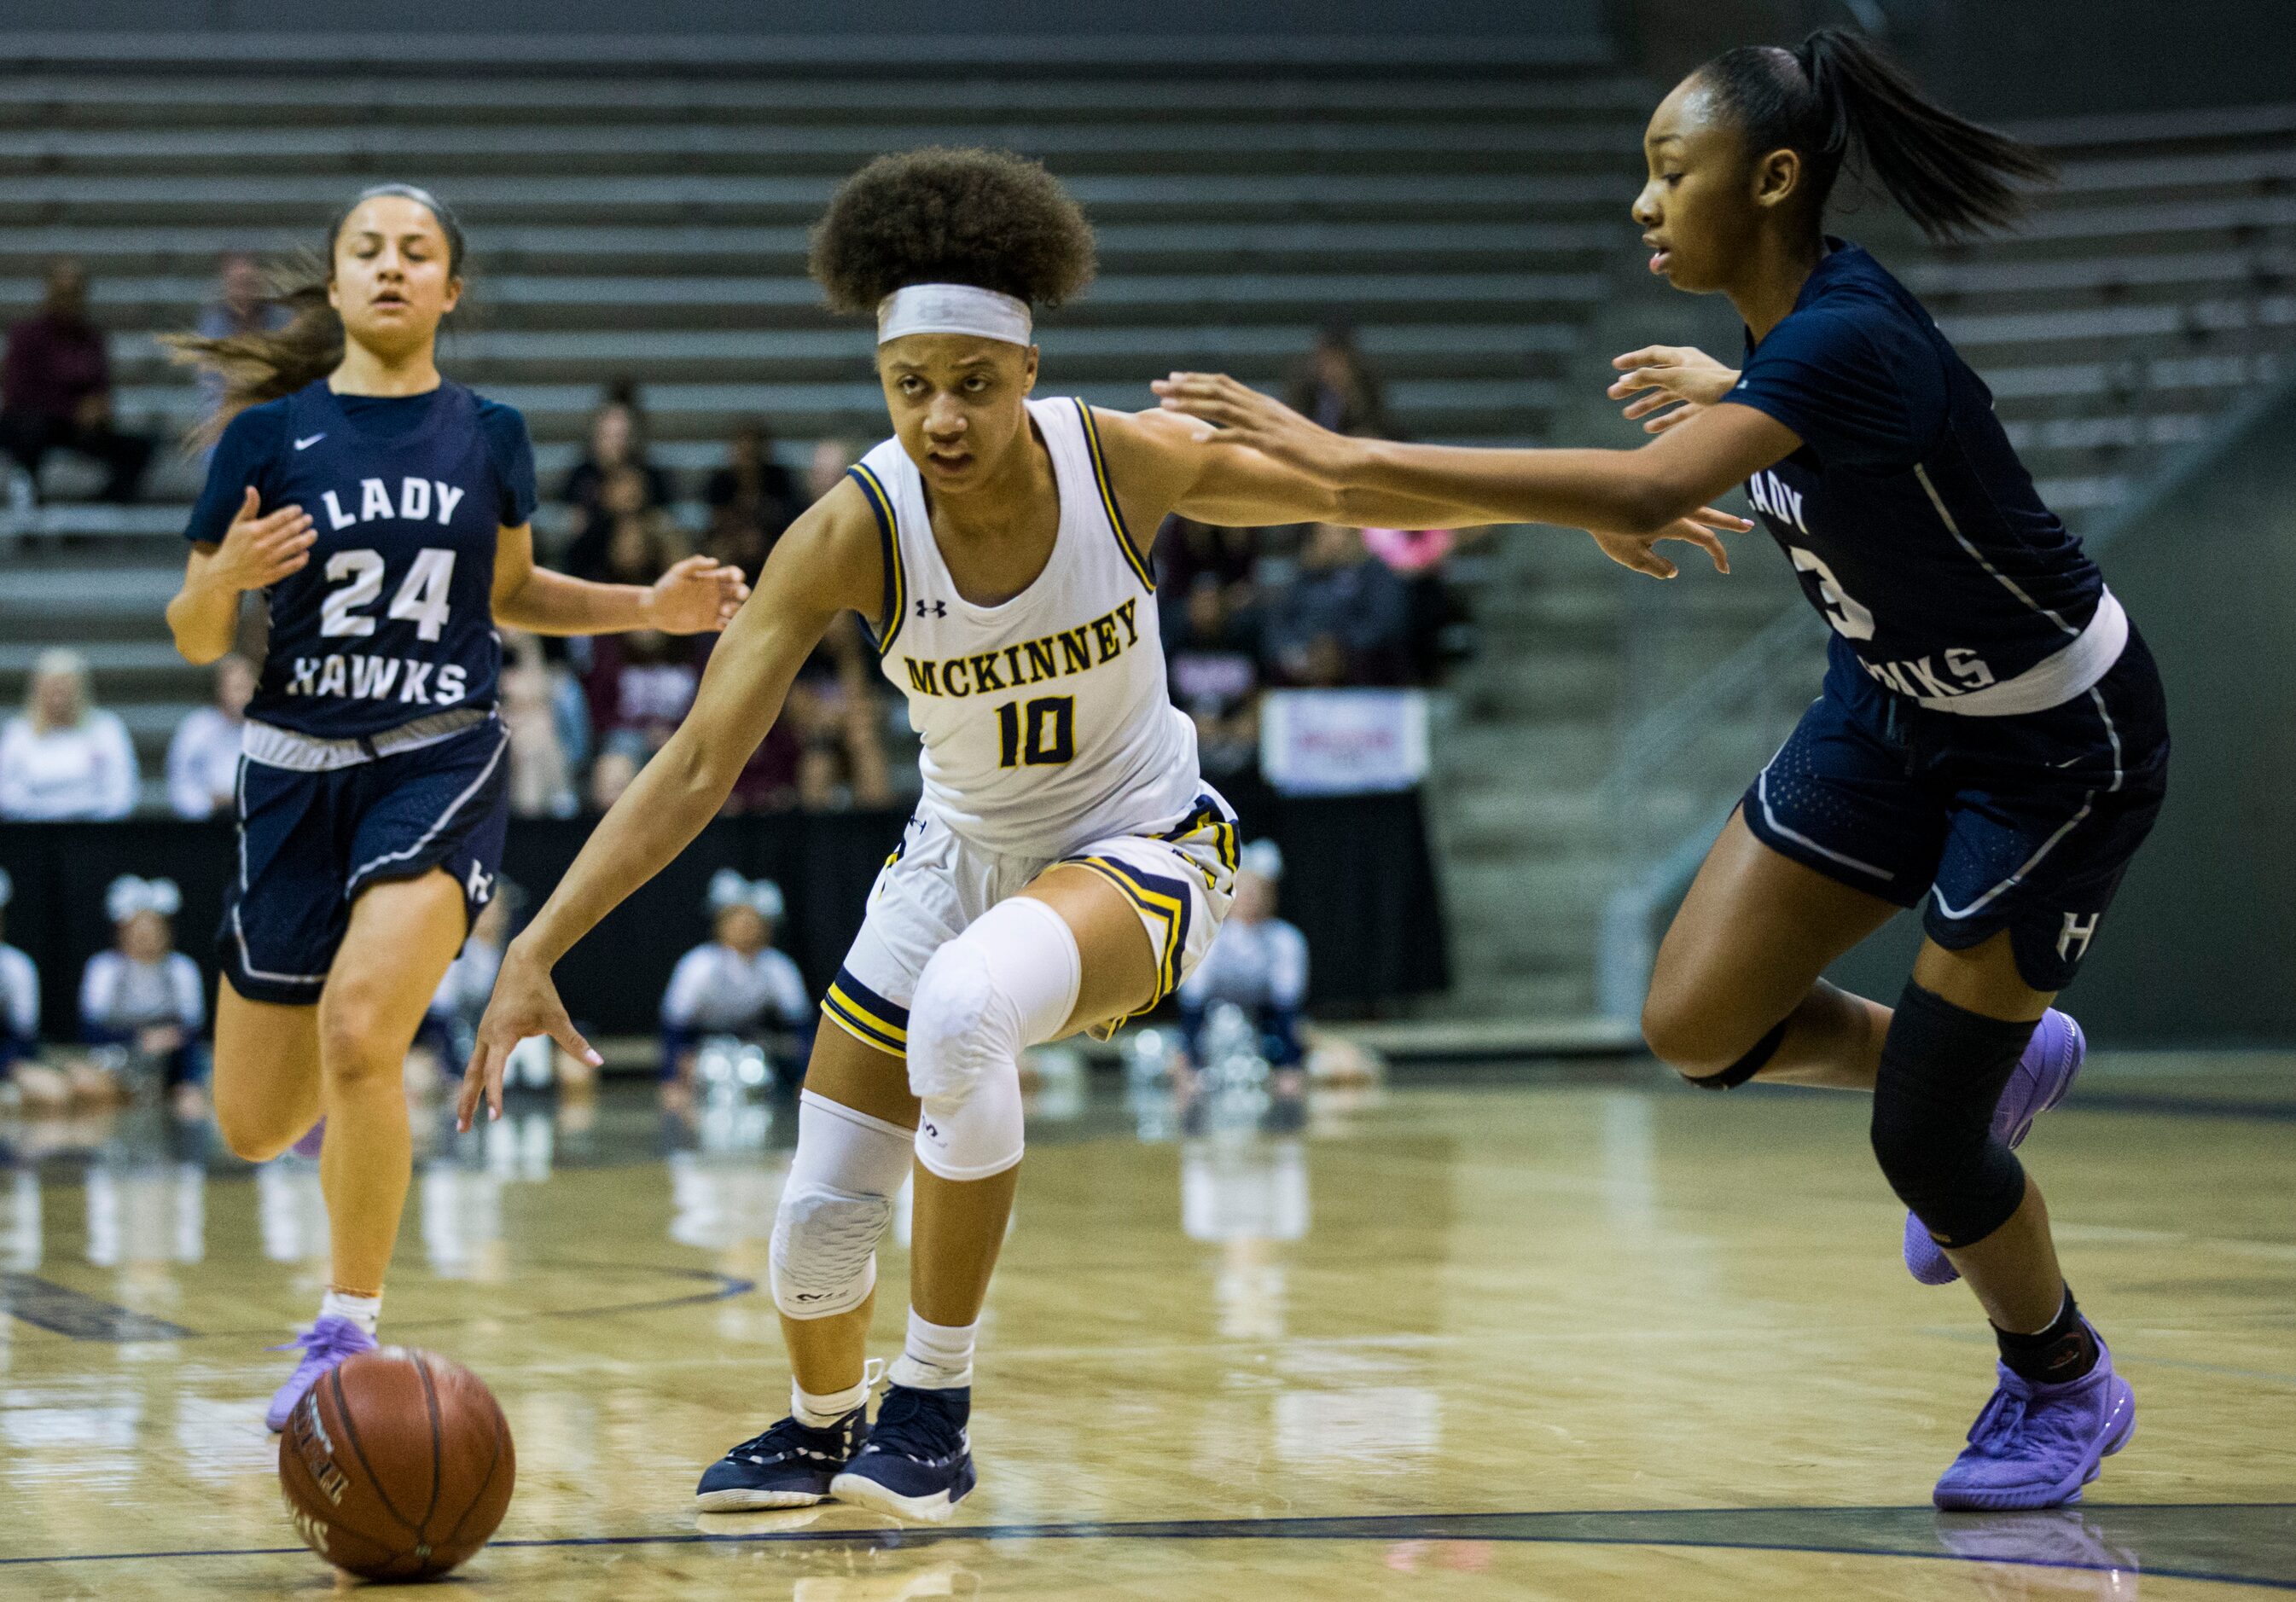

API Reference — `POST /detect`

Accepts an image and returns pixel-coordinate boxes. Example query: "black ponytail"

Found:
[1699,29,2054,243]
[163,183,468,446]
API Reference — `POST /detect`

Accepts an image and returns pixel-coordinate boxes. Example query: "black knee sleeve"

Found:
[1683,1018,1788,1092]
[1870,982,2037,1248]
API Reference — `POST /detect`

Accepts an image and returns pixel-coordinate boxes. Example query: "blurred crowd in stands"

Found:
[0,259,1477,818]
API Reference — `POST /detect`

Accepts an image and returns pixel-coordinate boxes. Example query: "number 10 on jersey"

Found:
[997,696,1075,767]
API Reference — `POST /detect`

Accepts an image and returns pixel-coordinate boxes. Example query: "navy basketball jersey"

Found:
[1728,241,2121,715]
[186,380,535,741]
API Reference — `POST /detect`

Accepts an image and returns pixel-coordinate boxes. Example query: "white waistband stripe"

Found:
[242,709,491,771]
[1914,589,2128,717]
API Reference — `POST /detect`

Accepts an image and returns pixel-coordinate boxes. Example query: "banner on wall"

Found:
[1258,688,1429,796]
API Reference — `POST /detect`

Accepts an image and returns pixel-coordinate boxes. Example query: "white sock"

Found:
[887,1309,977,1390]
[792,1376,869,1429]
[319,1289,381,1337]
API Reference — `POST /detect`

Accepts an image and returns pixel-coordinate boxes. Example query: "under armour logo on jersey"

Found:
[467,862,495,905]
[2057,911,2101,961]
[915,598,946,619]
[294,432,326,450]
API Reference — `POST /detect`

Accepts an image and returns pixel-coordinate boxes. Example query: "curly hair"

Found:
[809,148,1096,316]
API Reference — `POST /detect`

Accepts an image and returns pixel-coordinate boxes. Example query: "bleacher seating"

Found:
[0,48,2288,1024]
[0,43,1649,809]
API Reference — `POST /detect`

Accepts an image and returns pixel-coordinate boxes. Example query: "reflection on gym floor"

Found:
[2,1051,2293,1599]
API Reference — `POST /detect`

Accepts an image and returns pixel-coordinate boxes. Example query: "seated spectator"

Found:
[557,398,674,566]
[500,630,583,818]
[660,871,814,1106]
[1167,575,1261,778]
[701,513,772,590]
[0,258,153,503]
[1260,524,1412,688]
[562,463,660,583]
[0,648,139,820]
[806,437,858,504]
[1285,319,1396,438]
[192,253,290,427]
[1177,840,1309,1118]
[1154,515,1261,652]
[784,614,893,813]
[166,653,256,820]
[0,867,39,1083]
[706,416,800,544]
[80,875,206,1117]
[584,630,699,767]
[1363,525,1465,685]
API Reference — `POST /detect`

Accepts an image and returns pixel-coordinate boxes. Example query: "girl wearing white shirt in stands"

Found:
[1177,839,1310,1117]
[660,869,813,1104]
[0,867,41,1090]
[165,653,255,820]
[0,648,138,820]
[79,874,207,1116]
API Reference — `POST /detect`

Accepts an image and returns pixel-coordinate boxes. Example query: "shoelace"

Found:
[726,1360,884,1464]
[1964,1386,2028,1453]
[725,1414,851,1465]
[866,1388,966,1464]
[267,1320,371,1362]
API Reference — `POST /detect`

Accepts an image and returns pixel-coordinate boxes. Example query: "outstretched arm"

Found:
[1113,390,1751,580]
[1151,372,1795,562]
[489,522,749,636]
[456,484,879,1127]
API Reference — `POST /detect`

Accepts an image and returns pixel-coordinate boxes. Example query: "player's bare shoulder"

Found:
[1076,403,1216,533]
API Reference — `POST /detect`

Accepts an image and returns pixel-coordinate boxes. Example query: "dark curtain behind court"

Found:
[0,780,1446,1042]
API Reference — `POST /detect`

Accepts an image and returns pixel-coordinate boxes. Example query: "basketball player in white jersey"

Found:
[462,148,1735,1522]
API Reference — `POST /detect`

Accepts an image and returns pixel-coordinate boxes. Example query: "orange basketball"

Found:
[277,1346,516,1582]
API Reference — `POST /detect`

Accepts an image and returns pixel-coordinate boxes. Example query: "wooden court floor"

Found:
[0,1052,2290,1599]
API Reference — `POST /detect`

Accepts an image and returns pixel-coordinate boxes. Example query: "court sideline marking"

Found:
[5,1505,2293,1591]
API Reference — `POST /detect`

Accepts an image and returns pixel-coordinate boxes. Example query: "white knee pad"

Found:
[769,1090,914,1320]
[906,895,1080,1181]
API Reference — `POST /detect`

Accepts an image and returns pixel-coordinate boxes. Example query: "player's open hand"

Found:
[643,554,750,634]
[207,485,316,590]
[457,940,601,1130]
[1607,345,1742,434]
[1150,372,1364,481]
[1587,504,1747,579]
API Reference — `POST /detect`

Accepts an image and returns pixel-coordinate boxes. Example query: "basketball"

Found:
[276,1347,516,1582]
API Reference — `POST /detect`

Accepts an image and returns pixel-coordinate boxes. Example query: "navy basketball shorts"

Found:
[218,717,510,1006]
[1741,632,2170,992]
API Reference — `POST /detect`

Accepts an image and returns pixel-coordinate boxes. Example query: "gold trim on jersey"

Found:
[847,462,907,657]
[821,967,910,1059]
[1073,398,1155,593]
[1156,796,1241,889]
[1063,855,1189,1007]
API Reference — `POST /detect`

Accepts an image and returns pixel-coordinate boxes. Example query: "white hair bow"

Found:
[706,868,785,920]
[106,874,181,923]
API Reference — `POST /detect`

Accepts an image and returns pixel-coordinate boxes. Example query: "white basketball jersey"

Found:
[850,397,1202,856]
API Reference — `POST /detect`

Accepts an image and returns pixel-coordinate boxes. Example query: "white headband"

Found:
[876,282,1032,347]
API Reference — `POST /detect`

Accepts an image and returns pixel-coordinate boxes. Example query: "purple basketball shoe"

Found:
[264,1315,375,1433]
[1933,1323,2135,1510]
[1904,1009,2086,1286]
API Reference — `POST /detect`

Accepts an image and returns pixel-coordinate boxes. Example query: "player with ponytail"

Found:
[166,183,747,1431]
[1158,30,2167,1510]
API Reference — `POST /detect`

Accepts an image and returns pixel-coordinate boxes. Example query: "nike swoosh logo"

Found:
[294,433,325,450]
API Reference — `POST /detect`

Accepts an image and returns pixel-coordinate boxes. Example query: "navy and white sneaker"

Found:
[829,1384,977,1523]
[695,1408,868,1512]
